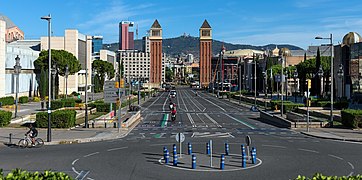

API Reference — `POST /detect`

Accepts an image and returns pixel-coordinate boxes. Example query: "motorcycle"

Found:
[171,113,176,121]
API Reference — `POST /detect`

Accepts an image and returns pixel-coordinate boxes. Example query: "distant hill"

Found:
[103,35,303,58]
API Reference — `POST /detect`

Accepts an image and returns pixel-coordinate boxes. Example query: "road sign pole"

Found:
[179,133,182,158]
[210,140,213,167]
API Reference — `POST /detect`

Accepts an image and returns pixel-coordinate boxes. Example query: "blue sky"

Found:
[1,0,362,49]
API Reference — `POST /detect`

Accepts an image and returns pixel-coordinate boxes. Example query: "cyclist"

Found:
[26,124,38,146]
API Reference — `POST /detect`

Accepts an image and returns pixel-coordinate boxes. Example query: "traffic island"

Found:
[158,152,261,172]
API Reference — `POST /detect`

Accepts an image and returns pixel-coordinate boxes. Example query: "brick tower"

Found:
[199,20,212,88]
[149,19,163,84]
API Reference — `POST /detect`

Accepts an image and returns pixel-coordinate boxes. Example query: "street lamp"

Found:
[65,65,69,99]
[317,65,324,97]
[14,55,21,118]
[41,14,52,142]
[315,34,334,127]
[263,71,267,109]
[337,64,344,98]
[293,69,298,102]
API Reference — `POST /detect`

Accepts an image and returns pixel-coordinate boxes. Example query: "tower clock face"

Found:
[152,30,160,36]
[202,30,210,37]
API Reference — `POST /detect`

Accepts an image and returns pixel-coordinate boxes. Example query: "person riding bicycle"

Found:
[26,124,38,146]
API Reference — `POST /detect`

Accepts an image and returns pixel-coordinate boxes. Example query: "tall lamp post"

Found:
[263,71,267,109]
[14,55,21,118]
[337,64,344,98]
[65,65,69,99]
[317,66,324,97]
[41,14,52,142]
[293,69,298,102]
[315,34,334,127]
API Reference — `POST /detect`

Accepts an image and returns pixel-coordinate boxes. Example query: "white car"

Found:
[169,90,176,98]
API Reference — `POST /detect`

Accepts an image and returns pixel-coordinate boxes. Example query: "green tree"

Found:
[39,69,47,100]
[34,50,82,98]
[92,60,115,92]
[166,67,174,82]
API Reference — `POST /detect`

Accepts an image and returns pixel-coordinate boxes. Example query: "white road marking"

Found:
[200,96,226,112]
[328,154,343,160]
[76,171,90,180]
[348,162,355,169]
[262,144,287,149]
[143,92,164,112]
[297,148,319,154]
[224,113,255,129]
[187,113,196,127]
[204,113,222,128]
[72,158,79,166]
[83,152,99,158]
[180,90,189,111]
[107,147,128,152]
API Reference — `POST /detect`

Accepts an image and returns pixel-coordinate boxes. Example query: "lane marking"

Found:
[348,162,355,170]
[83,152,99,158]
[196,113,207,127]
[224,113,255,129]
[180,90,189,111]
[187,113,196,127]
[161,114,168,128]
[204,113,222,128]
[261,144,287,149]
[328,154,343,160]
[200,96,226,112]
[107,147,128,152]
[297,148,319,154]
[143,92,164,112]
[72,158,79,166]
[76,170,90,180]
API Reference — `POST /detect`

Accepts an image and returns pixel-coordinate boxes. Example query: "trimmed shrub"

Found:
[95,103,111,112]
[19,96,29,104]
[341,109,362,128]
[0,169,73,179]
[35,110,76,128]
[75,98,82,103]
[335,100,349,110]
[315,101,330,108]
[271,100,292,110]
[0,110,12,127]
[295,173,362,180]
[50,101,64,110]
[61,98,76,107]
[33,97,41,102]
[0,96,14,106]
[283,103,305,113]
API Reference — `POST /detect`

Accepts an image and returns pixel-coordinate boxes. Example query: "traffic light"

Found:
[120,79,125,88]
[307,79,311,89]
[115,82,119,88]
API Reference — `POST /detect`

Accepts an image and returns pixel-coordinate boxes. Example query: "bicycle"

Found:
[18,134,44,148]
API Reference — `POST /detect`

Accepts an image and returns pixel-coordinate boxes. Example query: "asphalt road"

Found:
[0,87,361,180]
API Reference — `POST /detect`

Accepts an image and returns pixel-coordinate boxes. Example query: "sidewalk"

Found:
[204,91,362,143]
[0,93,153,148]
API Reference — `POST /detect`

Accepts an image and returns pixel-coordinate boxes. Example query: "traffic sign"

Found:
[176,133,185,142]
[307,79,311,89]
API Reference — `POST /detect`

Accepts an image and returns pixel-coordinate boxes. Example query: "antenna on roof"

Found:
[136,24,139,40]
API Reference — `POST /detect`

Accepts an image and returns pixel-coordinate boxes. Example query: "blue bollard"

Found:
[192,154,196,169]
[173,144,177,156]
[220,154,225,170]
[163,147,167,162]
[225,143,229,155]
[241,144,245,155]
[165,149,170,164]
[173,153,178,166]
[206,143,210,155]
[251,147,257,164]
[188,143,192,155]
[242,152,246,168]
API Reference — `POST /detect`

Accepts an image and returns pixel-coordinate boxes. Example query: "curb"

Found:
[300,131,362,142]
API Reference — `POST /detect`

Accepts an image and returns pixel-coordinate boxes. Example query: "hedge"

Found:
[295,173,362,180]
[0,96,14,106]
[35,110,76,128]
[0,169,73,179]
[271,100,292,110]
[50,101,64,110]
[61,98,76,107]
[314,101,330,108]
[94,102,111,112]
[341,109,362,128]
[283,103,305,113]
[0,110,12,127]
[335,100,349,110]
[19,96,29,103]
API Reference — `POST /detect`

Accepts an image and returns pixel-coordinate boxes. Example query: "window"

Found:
[152,30,160,36]
[202,30,210,37]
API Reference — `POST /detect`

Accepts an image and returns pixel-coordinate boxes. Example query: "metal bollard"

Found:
[192,154,196,169]
[188,142,192,155]
[241,144,245,155]
[113,122,117,128]
[242,152,246,168]
[92,122,95,128]
[220,154,225,170]
[104,122,107,128]
[173,153,178,166]
[225,143,229,155]
[9,133,12,144]
[206,142,210,155]
[251,147,257,164]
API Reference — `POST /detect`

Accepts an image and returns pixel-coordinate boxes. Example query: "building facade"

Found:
[149,20,163,84]
[40,29,92,94]
[92,36,103,53]
[0,14,24,43]
[199,20,212,88]
[119,21,134,50]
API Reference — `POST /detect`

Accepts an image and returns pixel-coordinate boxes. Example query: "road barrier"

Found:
[173,154,178,166]
[241,144,245,155]
[206,142,210,155]
[251,147,257,164]
[163,147,169,164]
[242,152,246,168]
[225,143,229,155]
[122,111,141,128]
[8,133,12,144]
[220,154,225,170]
[188,143,192,155]
[192,154,196,169]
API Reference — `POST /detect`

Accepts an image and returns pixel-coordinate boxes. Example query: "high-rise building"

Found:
[199,20,212,88]
[92,36,103,53]
[119,21,134,50]
[149,19,163,84]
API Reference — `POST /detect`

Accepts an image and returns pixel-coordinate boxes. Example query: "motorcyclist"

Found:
[171,108,177,121]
